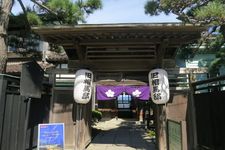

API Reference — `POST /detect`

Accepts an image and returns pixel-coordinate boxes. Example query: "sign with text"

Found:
[168,120,182,150]
[38,123,64,150]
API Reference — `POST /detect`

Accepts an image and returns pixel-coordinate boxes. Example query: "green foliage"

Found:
[176,44,196,60]
[49,44,65,53]
[144,0,169,16]
[37,0,102,25]
[208,48,225,75]
[7,0,102,58]
[145,0,225,75]
[144,0,225,24]
[202,33,225,74]
[147,130,156,138]
[83,0,103,14]
[176,34,225,75]
[8,33,41,54]
[206,34,224,50]
[10,0,102,26]
[194,1,225,25]
[144,1,161,16]
[8,9,42,56]
[46,0,82,24]
[27,12,43,25]
[92,110,102,122]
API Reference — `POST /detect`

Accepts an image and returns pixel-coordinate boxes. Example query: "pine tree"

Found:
[145,0,225,74]
[0,0,102,73]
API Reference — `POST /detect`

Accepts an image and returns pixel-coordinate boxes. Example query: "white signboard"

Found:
[74,69,93,104]
[149,69,170,104]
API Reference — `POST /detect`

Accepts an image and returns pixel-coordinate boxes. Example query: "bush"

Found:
[147,130,156,138]
[92,110,102,122]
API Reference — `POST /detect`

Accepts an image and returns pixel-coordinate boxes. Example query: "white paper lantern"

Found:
[73,69,93,104]
[149,69,170,104]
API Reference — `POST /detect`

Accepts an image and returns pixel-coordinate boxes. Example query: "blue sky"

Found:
[12,0,179,24]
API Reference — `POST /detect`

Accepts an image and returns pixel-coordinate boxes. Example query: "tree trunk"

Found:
[0,0,13,73]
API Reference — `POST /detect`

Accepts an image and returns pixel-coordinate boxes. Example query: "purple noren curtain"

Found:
[96,86,124,100]
[96,85,150,101]
[125,86,150,100]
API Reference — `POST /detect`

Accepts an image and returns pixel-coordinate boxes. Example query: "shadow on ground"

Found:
[87,118,155,150]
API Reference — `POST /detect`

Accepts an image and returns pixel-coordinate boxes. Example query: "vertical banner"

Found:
[149,69,170,104]
[74,69,93,104]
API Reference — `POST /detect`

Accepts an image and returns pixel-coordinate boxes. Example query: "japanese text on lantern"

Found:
[151,72,161,101]
[82,72,92,99]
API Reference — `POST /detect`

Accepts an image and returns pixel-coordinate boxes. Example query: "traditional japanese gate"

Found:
[33,23,206,150]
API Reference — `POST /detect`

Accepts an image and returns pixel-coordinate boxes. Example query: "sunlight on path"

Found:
[86,118,155,150]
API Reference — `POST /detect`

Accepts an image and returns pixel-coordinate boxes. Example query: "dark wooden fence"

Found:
[192,75,225,150]
[0,74,50,150]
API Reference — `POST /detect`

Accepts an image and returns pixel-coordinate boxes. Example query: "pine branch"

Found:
[30,0,57,16]
[30,0,62,24]
[170,0,213,24]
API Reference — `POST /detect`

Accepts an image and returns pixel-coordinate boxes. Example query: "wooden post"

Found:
[155,104,167,150]
[23,98,31,150]
[49,73,56,123]
[75,103,81,150]
[155,39,168,150]
[188,73,198,149]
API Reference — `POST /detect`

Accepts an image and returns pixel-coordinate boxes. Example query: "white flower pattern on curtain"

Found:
[132,89,141,98]
[105,89,115,98]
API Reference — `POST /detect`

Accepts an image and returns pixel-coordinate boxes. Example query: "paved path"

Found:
[86,118,155,150]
